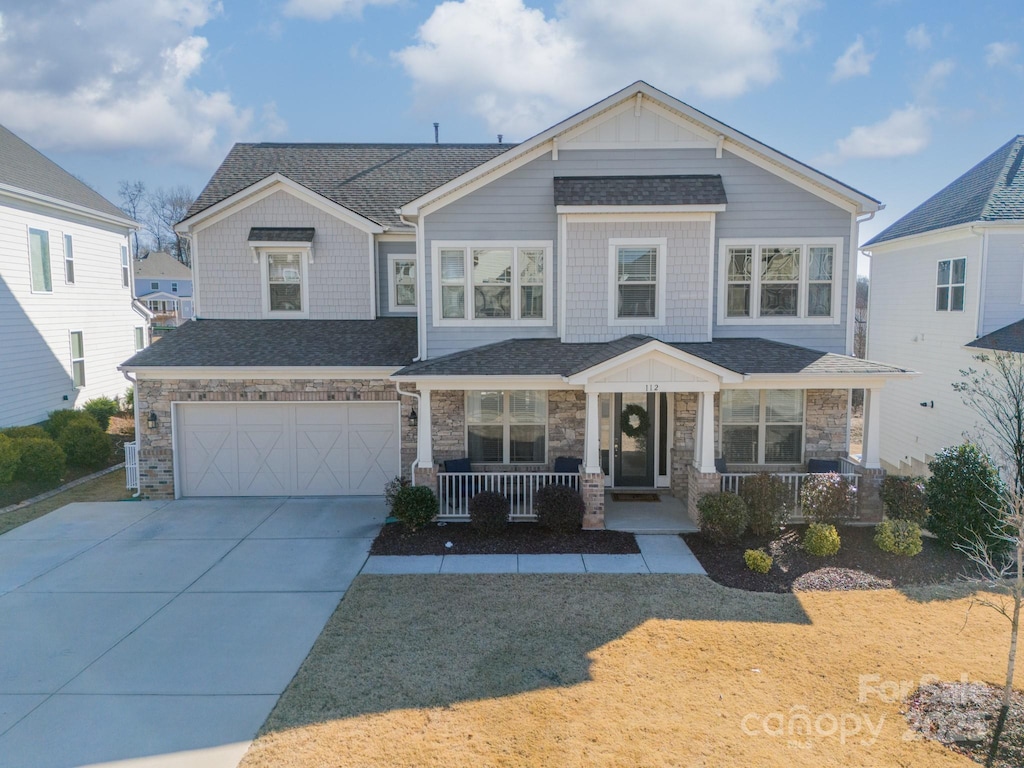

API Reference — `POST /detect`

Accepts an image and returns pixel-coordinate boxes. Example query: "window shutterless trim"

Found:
[607,237,667,326]
[719,389,805,465]
[69,330,86,388]
[257,247,311,319]
[935,256,966,312]
[63,234,75,285]
[120,246,130,288]
[387,253,418,313]
[28,227,52,294]
[464,390,548,465]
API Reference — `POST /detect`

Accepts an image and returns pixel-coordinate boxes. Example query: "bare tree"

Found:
[956,352,1024,493]
[117,180,147,258]
[148,185,194,266]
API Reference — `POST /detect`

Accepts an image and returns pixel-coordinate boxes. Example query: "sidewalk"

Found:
[362,534,706,575]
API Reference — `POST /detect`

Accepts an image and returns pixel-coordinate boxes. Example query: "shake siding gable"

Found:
[377,240,416,318]
[196,190,373,320]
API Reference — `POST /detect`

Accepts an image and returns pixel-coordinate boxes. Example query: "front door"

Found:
[613,393,655,487]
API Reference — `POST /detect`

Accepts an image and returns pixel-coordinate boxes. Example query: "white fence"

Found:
[437,472,580,521]
[124,441,139,490]
[720,470,860,514]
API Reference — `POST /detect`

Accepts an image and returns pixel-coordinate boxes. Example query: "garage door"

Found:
[176,403,400,496]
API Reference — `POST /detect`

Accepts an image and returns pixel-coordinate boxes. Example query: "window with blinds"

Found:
[466,390,547,464]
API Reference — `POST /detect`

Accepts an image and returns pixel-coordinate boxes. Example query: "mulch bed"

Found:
[683,525,977,593]
[370,521,640,556]
[904,681,1024,768]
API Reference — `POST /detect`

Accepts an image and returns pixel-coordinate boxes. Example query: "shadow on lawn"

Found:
[259,573,810,732]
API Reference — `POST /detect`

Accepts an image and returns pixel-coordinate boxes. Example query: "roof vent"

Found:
[433,122,439,144]
[498,134,503,144]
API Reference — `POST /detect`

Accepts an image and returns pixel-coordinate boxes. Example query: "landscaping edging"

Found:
[0,463,126,517]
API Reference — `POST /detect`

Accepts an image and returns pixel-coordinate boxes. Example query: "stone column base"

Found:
[686,465,721,526]
[414,463,438,493]
[855,467,885,523]
[580,470,605,530]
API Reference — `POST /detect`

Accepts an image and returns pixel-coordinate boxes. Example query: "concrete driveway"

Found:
[0,496,386,768]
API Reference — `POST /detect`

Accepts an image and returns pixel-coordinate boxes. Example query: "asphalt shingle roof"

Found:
[132,251,191,280]
[553,175,727,207]
[186,143,515,229]
[0,124,128,221]
[248,227,315,242]
[966,319,1024,354]
[122,318,417,368]
[865,136,1024,246]
[394,336,911,378]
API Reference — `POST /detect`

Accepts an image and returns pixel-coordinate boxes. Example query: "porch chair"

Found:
[553,456,582,473]
[440,457,474,510]
[807,458,841,474]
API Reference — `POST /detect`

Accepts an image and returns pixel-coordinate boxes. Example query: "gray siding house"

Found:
[122,82,911,526]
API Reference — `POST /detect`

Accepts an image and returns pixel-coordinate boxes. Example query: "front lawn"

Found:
[241,575,1011,767]
[0,470,132,537]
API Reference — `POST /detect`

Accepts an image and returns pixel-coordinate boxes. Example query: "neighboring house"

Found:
[122,82,912,526]
[133,251,194,328]
[0,124,146,427]
[864,135,1024,475]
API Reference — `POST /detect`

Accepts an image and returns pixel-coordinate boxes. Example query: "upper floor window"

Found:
[261,251,308,317]
[720,389,804,465]
[121,246,130,288]
[466,390,547,464]
[150,282,160,290]
[719,239,841,323]
[433,242,550,325]
[69,331,85,388]
[134,326,146,352]
[608,238,666,326]
[29,228,51,293]
[171,282,178,293]
[63,235,75,285]
[936,258,965,311]
[388,254,417,313]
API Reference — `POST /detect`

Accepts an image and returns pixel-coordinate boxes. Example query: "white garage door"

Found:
[176,403,400,497]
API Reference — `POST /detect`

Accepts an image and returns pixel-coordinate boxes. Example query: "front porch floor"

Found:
[604,491,698,534]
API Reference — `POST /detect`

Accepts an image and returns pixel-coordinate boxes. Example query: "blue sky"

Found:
[2,0,1023,262]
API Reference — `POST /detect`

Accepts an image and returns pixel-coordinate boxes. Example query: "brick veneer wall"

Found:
[135,377,415,499]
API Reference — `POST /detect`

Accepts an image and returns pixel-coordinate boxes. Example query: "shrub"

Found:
[874,519,923,557]
[390,484,438,530]
[124,386,134,411]
[697,492,749,545]
[534,484,586,533]
[383,476,410,513]
[83,397,120,431]
[45,409,99,439]
[58,421,112,469]
[740,472,790,536]
[744,548,773,574]
[468,491,510,535]
[15,437,66,485]
[800,472,856,524]
[879,475,929,524]
[926,443,1005,553]
[0,434,20,485]
[803,522,841,556]
[1,425,48,441]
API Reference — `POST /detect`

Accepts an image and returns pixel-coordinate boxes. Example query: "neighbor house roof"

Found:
[966,318,1024,354]
[120,318,417,369]
[0,124,131,223]
[865,135,1024,246]
[132,252,192,280]
[394,336,912,378]
[553,175,727,207]
[185,143,514,229]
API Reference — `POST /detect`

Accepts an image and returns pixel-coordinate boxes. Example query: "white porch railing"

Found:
[720,470,860,514]
[437,472,580,521]
[124,441,139,490]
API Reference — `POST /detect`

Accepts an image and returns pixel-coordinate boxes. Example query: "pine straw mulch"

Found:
[370,520,640,555]
[905,681,1024,768]
[684,525,977,593]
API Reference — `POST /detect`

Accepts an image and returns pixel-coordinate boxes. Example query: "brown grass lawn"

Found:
[241,575,1009,768]
[0,470,132,537]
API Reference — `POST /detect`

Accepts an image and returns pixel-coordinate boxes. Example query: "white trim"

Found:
[387,253,418,314]
[716,237,844,325]
[464,390,548,465]
[846,213,858,355]
[246,240,313,250]
[391,375,569,390]
[127,366,400,379]
[190,230,201,318]
[934,255,967,313]
[719,389,806,466]
[27,225,53,294]
[726,373,913,390]
[368,232,377,318]
[558,213,568,339]
[0,183,137,230]
[566,340,742,385]
[69,330,85,389]
[377,232,416,242]
[63,233,75,285]
[258,248,311,319]
[863,223,981,252]
[562,212,714,224]
[706,215,715,341]
[556,204,726,215]
[176,174,385,235]
[608,237,667,326]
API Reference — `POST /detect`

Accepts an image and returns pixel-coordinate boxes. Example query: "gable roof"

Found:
[553,175,727,207]
[966,318,1024,354]
[0,124,131,223]
[865,136,1024,246]
[133,251,191,280]
[184,143,513,229]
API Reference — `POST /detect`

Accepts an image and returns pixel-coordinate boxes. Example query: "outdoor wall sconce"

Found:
[408,408,418,428]
[147,412,159,429]
[919,401,934,408]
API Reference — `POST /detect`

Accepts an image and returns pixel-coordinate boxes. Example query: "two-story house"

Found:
[121,82,911,526]
[0,123,146,427]
[864,135,1024,475]
[133,251,194,330]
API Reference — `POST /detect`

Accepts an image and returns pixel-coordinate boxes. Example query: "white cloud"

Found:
[831,105,932,160]
[916,58,955,98]
[0,1,277,165]
[282,0,398,19]
[905,24,931,51]
[831,35,874,82]
[395,0,814,138]
[986,41,1020,69]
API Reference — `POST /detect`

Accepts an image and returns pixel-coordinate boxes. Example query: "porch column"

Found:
[417,387,433,468]
[695,390,716,473]
[584,390,601,474]
[862,387,881,469]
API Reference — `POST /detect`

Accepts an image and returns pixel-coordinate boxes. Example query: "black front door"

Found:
[613,393,655,487]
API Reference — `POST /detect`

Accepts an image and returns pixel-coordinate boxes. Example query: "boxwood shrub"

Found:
[534,484,586,533]
[468,491,510,535]
[391,484,438,530]
[879,475,928,525]
[15,437,66,486]
[45,409,99,439]
[800,473,856,524]
[743,548,773,574]
[697,491,749,545]
[803,522,841,556]
[874,519,923,557]
[0,435,21,485]
[1,425,48,441]
[59,421,112,469]
[83,397,120,431]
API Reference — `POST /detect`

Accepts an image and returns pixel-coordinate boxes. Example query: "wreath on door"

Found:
[620,403,650,440]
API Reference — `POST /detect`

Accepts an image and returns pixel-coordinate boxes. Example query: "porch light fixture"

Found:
[408,408,418,428]
[147,412,159,429]
[919,401,934,408]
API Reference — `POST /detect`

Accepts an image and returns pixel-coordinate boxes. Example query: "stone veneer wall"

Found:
[135,378,416,499]
[670,392,698,503]
[804,389,849,459]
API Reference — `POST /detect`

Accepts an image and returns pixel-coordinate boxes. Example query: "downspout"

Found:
[971,225,988,338]
[398,212,425,362]
[121,369,142,498]
[394,381,421,485]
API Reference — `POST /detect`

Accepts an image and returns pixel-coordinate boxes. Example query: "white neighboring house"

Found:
[0,123,146,427]
[864,135,1024,475]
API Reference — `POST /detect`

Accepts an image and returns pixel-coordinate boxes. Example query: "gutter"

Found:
[120,369,142,498]
[394,382,420,485]
[398,212,426,362]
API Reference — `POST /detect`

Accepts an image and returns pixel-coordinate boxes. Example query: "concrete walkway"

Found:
[0,496,386,768]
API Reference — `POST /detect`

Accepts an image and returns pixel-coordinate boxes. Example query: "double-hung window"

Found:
[120,246,130,288]
[150,282,159,291]
[388,255,417,312]
[434,242,550,324]
[134,327,146,352]
[609,238,666,324]
[466,390,547,464]
[936,258,966,311]
[63,235,75,284]
[720,390,804,465]
[69,331,85,388]
[260,251,309,318]
[720,240,840,322]
[29,228,51,293]
[171,282,178,293]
